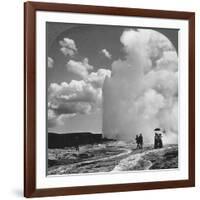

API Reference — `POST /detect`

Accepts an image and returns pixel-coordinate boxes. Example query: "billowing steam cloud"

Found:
[103,29,178,144]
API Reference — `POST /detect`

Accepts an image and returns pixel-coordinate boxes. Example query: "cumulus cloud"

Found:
[59,38,77,57]
[48,65,111,127]
[48,80,100,110]
[48,57,54,68]
[86,68,111,88]
[103,29,178,144]
[156,51,178,72]
[101,49,112,59]
[66,58,93,78]
[48,108,76,127]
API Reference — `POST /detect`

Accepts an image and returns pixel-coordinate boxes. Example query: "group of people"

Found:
[135,132,163,149]
[135,134,143,149]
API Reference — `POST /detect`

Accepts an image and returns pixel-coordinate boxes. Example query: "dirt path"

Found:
[48,148,132,175]
[112,146,177,171]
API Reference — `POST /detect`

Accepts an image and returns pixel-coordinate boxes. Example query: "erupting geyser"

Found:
[102,29,178,144]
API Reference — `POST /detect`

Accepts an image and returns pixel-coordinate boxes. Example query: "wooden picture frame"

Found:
[24,1,195,198]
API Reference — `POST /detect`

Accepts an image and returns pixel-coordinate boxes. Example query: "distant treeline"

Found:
[48,132,114,149]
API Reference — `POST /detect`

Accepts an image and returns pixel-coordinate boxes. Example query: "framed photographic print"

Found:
[24,1,195,198]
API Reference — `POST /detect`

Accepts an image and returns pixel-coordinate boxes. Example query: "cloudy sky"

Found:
[47,22,178,143]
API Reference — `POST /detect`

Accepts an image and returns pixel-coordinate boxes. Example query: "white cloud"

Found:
[48,109,56,120]
[56,114,77,125]
[101,49,112,59]
[120,29,176,74]
[48,80,102,127]
[103,29,178,143]
[48,80,99,105]
[48,108,76,127]
[66,58,93,78]
[156,51,178,72]
[48,57,54,68]
[48,57,111,128]
[86,68,111,88]
[144,70,178,98]
[59,38,77,57]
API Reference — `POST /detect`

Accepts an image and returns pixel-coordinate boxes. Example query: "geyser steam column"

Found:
[102,29,178,144]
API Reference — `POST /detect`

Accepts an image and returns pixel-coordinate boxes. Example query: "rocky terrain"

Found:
[48,141,178,175]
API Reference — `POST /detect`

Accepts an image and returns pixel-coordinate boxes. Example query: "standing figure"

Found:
[154,133,158,149]
[135,135,140,149]
[139,133,143,149]
[158,133,163,148]
[154,128,164,149]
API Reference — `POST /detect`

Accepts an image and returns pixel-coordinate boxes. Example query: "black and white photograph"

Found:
[47,22,179,175]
